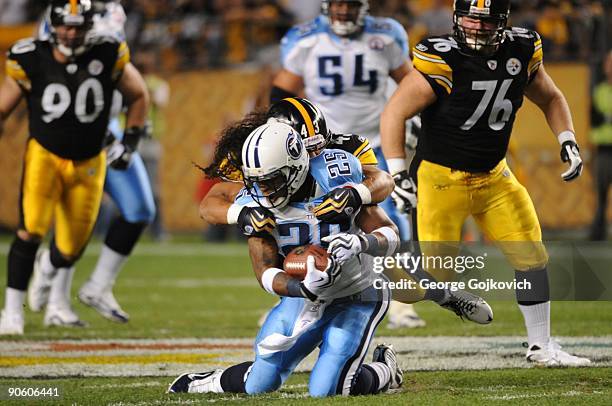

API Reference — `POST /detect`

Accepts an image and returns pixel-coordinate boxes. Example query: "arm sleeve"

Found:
[412,42,453,97]
[280,28,307,76]
[112,41,131,81]
[528,31,543,83]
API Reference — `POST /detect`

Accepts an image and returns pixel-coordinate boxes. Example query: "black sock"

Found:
[515,268,550,305]
[49,238,76,268]
[350,363,391,395]
[219,361,253,393]
[105,217,147,256]
[7,237,40,290]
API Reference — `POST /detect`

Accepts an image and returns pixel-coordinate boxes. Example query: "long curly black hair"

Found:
[199,110,270,180]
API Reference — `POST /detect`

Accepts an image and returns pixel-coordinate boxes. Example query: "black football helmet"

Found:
[268,97,332,154]
[453,0,510,56]
[47,0,96,58]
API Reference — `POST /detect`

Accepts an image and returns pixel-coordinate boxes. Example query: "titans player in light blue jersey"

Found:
[169,121,403,397]
[28,1,154,323]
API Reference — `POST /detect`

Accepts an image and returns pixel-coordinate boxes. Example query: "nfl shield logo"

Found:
[487,60,497,70]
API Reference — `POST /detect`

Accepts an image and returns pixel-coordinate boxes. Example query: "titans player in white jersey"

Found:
[169,121,404,397]
[272,0,424,328]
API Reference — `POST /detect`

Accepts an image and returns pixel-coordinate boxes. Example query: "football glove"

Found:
[405,115,421,150]
[107,126,147,170]
[391,170,417,213]
[314,187,362,223]
[237,206,276,237]
[322,233,363,265]
[299,255,341,301]
[560,140,583,182]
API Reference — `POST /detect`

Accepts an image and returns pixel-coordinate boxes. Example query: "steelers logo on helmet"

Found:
[322,0,369,37]
[286,131,303,160]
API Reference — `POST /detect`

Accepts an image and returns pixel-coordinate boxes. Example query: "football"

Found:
[283,244,330,280]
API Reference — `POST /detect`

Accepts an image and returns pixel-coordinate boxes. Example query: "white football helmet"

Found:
[242,121,310,209]
[322,0,369,37]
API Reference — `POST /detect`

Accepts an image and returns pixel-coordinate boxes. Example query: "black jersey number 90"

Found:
[41,79,105,124]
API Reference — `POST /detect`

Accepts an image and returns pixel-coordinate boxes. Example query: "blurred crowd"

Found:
[1,0,609,71]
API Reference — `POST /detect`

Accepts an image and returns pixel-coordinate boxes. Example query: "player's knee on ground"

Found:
[244,359,283,394]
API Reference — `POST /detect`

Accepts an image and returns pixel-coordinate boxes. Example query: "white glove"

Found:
[560,141,583,182]
[106,140,132,170]
[300,255,340,301]
[322,233,363,265]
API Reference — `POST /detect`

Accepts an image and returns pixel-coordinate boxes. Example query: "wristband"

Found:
[387,158,407,175]
[227,204,243,225]
[374,226,400,256]
[261,267,284,295]
[557,131,576,145]
[286,278,306,298]
[352,184,372,205]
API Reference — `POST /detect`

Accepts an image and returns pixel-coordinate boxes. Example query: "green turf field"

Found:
[0,240,611,404]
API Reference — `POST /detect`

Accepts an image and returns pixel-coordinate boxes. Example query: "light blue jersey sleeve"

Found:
[234,187,258,206]
[365,16,409,70]
[280,16,327,75]
[309,149,364,195]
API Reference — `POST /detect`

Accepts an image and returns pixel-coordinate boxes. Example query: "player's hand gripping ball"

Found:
[283,244,330,280]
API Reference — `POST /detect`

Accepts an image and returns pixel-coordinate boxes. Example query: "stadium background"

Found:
[0,2,610,403]
[0,0,610,234]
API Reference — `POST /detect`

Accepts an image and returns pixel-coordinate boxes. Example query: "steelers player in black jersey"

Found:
[0,0,149,335]
[380,0,589,366]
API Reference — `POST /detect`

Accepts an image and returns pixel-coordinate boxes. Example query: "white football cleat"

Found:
[0,310,24,335]
[372,344,403,390]
[78,283,129,323]
[387,302,426,329]
[526,339,591,367]
[28,249,56,312]
[44,304,87,328]
[168,369,224,393]
[440,289,493,324]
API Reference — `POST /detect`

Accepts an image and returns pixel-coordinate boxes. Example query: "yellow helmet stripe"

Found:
[477,0,486,8]
[70,0,78,15]
[284,98,315,137]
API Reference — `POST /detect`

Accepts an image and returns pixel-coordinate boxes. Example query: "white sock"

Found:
[87,245,127,292]
[39,249,57,276]
[48,267,75,308]
[367,362,392,391]
[519,301,550,347]
[4,287,25,315]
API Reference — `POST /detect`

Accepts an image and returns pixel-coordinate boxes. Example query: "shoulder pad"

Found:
[8,38,37,57]
[414,35,460,59]
[281,16,327,49]
[364,16,408,50]
[504,27,540,45]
